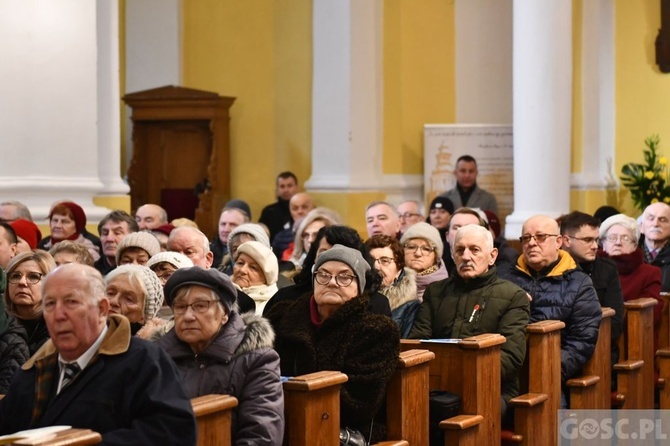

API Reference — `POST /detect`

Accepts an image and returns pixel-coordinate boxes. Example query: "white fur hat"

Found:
[147,251,194,270]
[599,213,640,242]
[234,240,279,285]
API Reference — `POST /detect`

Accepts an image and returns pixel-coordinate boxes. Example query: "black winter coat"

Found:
[0,313,29,393]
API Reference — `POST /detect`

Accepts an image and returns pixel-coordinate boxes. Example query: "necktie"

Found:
[652,249,659,260]
[60,362,81,392]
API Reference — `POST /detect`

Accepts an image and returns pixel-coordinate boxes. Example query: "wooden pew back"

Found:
[191,394,238,446]
[11,429,101,446]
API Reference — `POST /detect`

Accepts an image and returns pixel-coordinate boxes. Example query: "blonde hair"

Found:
[4,250,56,318]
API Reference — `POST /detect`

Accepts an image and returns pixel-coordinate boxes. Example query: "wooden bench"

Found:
[566,308,614,409]
[191,394,238,446]
[508,320,564,446]
[401,333,506,446]
[282,349,435,446]
[615,297,657,409]
[11,429,101,446]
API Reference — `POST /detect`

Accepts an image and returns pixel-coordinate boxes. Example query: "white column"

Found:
[0,0,116,222]
[306,0,422,199]
[505,0,573,238]
[97,0,130,195]
[571,0,616,189]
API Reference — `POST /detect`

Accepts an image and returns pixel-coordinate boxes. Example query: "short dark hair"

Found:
[364,234,405,270]
[559,211,601,235]
[0,222,17,244]
[447,208,487,232]
[98,210,139,235]
[456,155,477,166]
[276,171,298,185]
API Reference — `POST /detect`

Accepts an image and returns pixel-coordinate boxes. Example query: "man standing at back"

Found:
[439,155,498,213]
[0,263,196,444]
[639,202,670,291]
[259,171,298,243]
[560,211,624,364]
[499,215,601,405]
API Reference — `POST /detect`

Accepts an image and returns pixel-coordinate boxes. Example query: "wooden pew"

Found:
[401,333,506,446]
[282,349,434,446]
[615,297,657,409]
[11,429,101,446]
[191,394,238,446]
[566,307,614,409]
[509,320,564,446]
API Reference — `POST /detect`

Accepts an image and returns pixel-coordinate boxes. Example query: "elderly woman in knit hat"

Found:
[105,264,165,337]
[147,251,194,286]
[157,267,284,445]
[116,231,162,267]
[266,244,399,443]
[4,250,56,355]
[37,201,100,261]
[219,223,271,276]
[232,241,279,315]
[9,219,42,254]
[400,222,449,300]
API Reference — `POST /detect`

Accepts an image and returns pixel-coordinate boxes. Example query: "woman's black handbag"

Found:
[429,390,462,446]
[339,427,369,446]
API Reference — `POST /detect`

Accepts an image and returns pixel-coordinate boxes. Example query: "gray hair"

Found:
[365,201,399,216]
[0,201,33,221]
[454,224,494,252]
[168,226,211,254]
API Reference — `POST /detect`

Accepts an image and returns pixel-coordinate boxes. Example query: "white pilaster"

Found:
[307,0,421,198]
[0,0,118,222]
[505,0,573,239]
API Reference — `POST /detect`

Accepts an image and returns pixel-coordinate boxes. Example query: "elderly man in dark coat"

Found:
[0,264,196,445]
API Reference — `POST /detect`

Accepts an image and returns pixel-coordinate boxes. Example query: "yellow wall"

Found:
[182,1,311,221]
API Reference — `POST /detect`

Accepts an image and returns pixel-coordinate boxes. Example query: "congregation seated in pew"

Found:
[266,244,400,443]
[158,267,284,445]
[409,224,530,424]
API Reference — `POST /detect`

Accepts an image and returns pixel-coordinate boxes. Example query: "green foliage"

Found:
[620,135,670,212]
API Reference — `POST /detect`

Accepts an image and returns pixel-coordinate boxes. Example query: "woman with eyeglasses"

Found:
[266,245,399,443]
[365,234,419,337]
[158,267,284,445]
[400,222,449,301]
[599,214,663,322]
[4,250,56,355]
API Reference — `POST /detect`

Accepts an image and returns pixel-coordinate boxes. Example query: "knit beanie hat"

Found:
[115,231,162,265]
[599,214,640,242]
[227,223,271,254]
[164,267,237,312]
[400,222,444,259]
[147,251,194,270]
[50,201,87,234]
[10,219,42,250]
[107,264,164,322]
[313,244,370,293]
[234,241,279,285]
[429,196,455,215]
[224,199,252,220]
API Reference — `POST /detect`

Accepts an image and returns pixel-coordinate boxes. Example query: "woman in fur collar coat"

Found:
[365,235,420,337]
[158,267,284,445]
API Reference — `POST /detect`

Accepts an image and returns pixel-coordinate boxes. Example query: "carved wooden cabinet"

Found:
[123,86,236,238]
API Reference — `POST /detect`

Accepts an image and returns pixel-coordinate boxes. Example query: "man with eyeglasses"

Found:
[0,263,197,443]
[397,200,425,234]
[639,202,670,291]
[499,214,601,407]
[559,211,624,367]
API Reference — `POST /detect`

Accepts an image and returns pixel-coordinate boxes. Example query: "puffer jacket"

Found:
[409,266,529,401]
[0,313,29,393]
[500,251,602,383]
[379,268,420,338]
[158,312,284,446]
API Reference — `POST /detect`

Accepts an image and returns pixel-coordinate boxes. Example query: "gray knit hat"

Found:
[400,222,444,258]
[227,223,271,254]
[147,251,194,270]
[234,241,279,285]
[105,264,164,322]
[313,244,370,293]
[116,231,161,265]
[599,213,640,243]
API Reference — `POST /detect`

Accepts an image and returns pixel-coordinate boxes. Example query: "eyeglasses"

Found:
[172,300,218,315]
[399,213,421,220]
[8,272,43,285]
[373,257,395,267]
[566,235,599,245]
[404,244,435,255]
[314,270,356,287]
[519,234,559,245]
[603,234,635,243]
